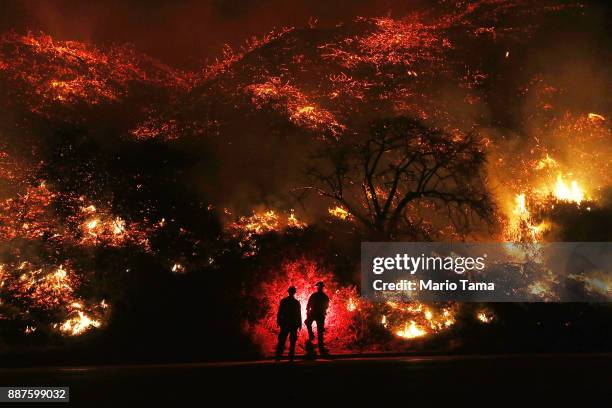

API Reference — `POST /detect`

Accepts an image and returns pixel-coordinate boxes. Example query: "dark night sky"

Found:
[0,0,438,69]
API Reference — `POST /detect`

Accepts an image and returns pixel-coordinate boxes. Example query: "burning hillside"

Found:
[0,0,610,360]
[0,31,192,142]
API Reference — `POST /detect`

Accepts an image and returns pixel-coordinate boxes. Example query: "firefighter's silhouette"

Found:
[305,281,330,356]
[275,286,302,361]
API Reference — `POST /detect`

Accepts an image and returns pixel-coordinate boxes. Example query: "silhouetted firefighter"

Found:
[275,286,302,361]
[305,281,330,356]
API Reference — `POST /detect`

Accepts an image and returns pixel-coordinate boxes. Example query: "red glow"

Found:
[244,258,359,355]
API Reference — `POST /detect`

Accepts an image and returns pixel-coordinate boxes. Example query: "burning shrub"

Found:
[243,257,460,355]
[0,32,191,115]
[225,209,306,257]
[0,261,109,339]
[245,78,345,138]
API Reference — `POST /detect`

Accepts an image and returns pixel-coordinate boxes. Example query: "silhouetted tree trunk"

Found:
[305,117,493,240]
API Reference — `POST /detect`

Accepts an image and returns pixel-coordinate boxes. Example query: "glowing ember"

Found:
[59,311,102,336]
[171,263,186,274]
[320,16,444,71]
[328,206,352,221]
[0,177,154,250]
[528,275,559,301]
[246,78,345,138]
[346,297,357,312]
[588,113,605,122]
[0,32,191,115]
[1,261,108,336]
[384,302,457,339]
[86,219,99,230]
[287,211,307,229]
[227,209,306,256]
[10,264,76,310]
[231,210,279,235]
[203,27,294,80]
[535,154,558,170]
[476,311,494,323]
[0,183,58,241]
[76,206,152,249]
[395,320,427,339]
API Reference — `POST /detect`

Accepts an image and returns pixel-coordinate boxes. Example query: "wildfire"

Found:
[246,78,345,138]
[552,175,584,204]
[395,321,427,339]
[528,281,555,299]
[320,16,444,71]
[328,206,352,221]
[507,193,549,242]
[0,32,191,114]
[203,27,294,80]
[0,153,150,338]
[0,183,57,241]
[227,209,306,255]
[287,211,307,229]
[0,1,609,353]
[59,310,102,336]
[231,210,307,234]
[171,263,186,274]
[476,310,494,323]
[11,264,76,310]
[384,302,457,340]
[76,205,152,249]
[1,261,109,335]
[505,170,589,242]
[0,177,154,250]
[493,104,609,245]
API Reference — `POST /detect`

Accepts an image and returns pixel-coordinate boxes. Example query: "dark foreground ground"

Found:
[0,354,610,405]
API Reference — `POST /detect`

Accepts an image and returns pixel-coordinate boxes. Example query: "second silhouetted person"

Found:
[305,281,329,356]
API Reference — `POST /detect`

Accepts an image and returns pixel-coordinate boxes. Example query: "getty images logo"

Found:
[372,253,487,275]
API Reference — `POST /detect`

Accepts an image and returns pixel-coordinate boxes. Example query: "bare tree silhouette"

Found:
[306,117,493,239]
